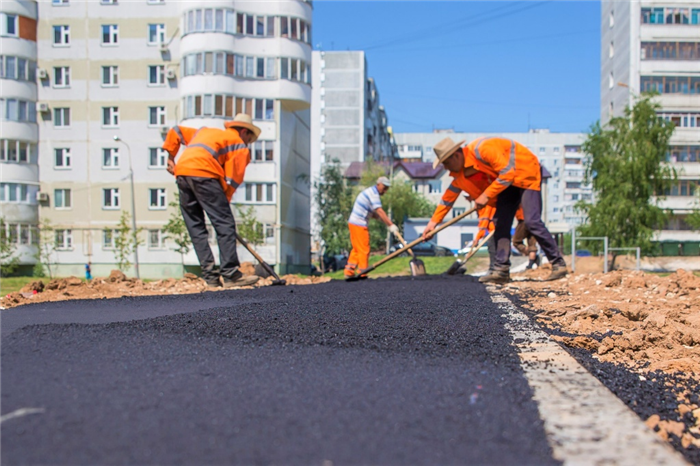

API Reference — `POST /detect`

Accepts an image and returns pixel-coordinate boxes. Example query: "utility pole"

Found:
[113,136,140,279]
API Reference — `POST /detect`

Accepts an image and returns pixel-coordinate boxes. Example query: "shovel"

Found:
[393,231,426,277]
[233,231,287,286]
[346,205,477,281]
[445,230,494,275]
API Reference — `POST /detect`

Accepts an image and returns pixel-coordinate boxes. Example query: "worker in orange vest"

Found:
[427,137,567,283]
[162,113,261,289]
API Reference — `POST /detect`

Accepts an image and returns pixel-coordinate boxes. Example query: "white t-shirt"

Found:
[348,185,383,227]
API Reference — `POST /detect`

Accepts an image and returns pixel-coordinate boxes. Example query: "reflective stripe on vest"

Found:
[219,143,247,156]
[440,199,455,207]
[225,177,240,189]
[174,125,185,144]
[447,183,460,194]
[188,143,218,158]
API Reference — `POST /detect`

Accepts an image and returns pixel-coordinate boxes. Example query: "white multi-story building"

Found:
[601,0,700,242]
[34,0,312,278]
[0,0,40,274]
[394,130,592,229]
[309,50,396,249]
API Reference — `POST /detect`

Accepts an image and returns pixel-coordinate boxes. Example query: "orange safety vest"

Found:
[464,137,541,200]
[162,125,251,201]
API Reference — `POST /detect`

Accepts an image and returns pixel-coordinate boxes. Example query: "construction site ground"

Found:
[1,259,699,464]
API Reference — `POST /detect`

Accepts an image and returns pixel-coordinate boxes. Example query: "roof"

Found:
[344,161,443,180]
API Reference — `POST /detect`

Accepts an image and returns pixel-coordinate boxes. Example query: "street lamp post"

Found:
[113,135,140,279]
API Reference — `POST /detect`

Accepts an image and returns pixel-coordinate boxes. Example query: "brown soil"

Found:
[509,266,700,449]
[1,262,330,309]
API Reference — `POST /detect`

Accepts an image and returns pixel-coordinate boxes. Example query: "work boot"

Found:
[478,269,510,285]
[544,263,567,281]
[534,254,541,267]
[222,272,259,288]
[205,277,221,288]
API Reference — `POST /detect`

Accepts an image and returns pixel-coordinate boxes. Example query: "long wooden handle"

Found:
[393,231,415,258]
[463,230,494,263]
[359,205,478,275]
[233,231,283,281]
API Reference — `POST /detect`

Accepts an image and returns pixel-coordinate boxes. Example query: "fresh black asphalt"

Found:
[1,276,558,465]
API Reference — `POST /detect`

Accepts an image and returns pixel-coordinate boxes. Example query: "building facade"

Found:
[395,130,592,229]
[601,0,700,242]
[33,0,311,278]
[0,0,40,273]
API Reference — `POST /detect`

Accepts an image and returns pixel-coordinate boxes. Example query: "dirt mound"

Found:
[1,263,331,309]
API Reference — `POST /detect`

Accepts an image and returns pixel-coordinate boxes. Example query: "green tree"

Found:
[382,180,436,234]
[0,217,19,276]
[314,159,354,256]
[576,93,676,255]
[113,211,143,273]
[162,196,192,275]
[234,205,264,245]
[34,219,56,278]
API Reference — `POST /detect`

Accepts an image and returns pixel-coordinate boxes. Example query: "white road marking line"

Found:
[0,408,45,424]
[490,289,689,466]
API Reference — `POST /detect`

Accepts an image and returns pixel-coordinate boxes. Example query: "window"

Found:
[102,107,119,127]
[149,188,166,209]
[102,148,119,168]
[1,98,36,122]
[1,56,37,81]
[149,148,167,168]
[1,14,18,37]
[566,182,581,189]
[101,24,118,45]
[54,66,70,87]
[54,148,71,168]
[148,229,166,249]
[148,24,166,44]
[53,25,70,45]
[452,207,466,218]
[0,183,30,203]
[101,0,118,4]
[103,188,120,209]
[183,94,274,120]
[609,10,614,28]
[609,41,614,58]
[250,140,275,162]
[53,107,70,127]
[102,65,118,86]
[641,42,700,61]
[1,140,34,163]
[428,180,442,194]
[148,65,165,85]
[53,0,69,4]
[642,76,700,95]
[609,72,614,89]
[55,229,73,250]
[148,106,166,126]
[148,0,165,3]
[54,188,72,208]
[236,183,275,203]
[103,229,117,249]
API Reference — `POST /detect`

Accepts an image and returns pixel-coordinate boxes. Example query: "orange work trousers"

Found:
[345,223,370,277]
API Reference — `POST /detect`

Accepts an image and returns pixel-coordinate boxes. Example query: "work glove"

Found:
[388,224,399,234]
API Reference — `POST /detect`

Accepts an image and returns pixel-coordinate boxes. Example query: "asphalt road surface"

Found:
[1,276,559,465]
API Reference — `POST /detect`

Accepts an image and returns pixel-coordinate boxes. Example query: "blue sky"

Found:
[313,1,601,134]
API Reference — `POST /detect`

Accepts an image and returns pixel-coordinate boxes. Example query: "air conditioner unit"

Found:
[166,69,176,80]
[159,43,169,53]
[37,69,48,79]
[36,192,49,202]
[36,102,50,113]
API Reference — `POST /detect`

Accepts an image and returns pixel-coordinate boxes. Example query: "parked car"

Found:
[389,242,455,257]
[322,253,348,272]
[576,249,592,257]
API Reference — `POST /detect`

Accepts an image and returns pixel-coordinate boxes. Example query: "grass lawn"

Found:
[321,254,490,280]
[1,276,54,295]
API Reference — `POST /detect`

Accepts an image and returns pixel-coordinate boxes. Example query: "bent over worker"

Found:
[162,113,261,289]
[461,137,567,284]
[345,176,399,281]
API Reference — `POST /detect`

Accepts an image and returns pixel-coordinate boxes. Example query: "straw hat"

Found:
[224,113,261,142]
[377,176,391,187]
[432,137,465,169]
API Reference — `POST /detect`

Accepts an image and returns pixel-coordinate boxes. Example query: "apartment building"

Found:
[601,0,700,242]
[394,130,592,229]
[33,0,312,278]
[0,0,40,273]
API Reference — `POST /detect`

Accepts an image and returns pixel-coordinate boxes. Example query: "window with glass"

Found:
[0,183,30,203]
[641,41,700,60]
[101,24,118,45]
[250,140,275,162]
[0,56,37,82]
[148,65,165,85]
[148,24,165,44]
[54,148,71,168]
[54,107,70,127]
[667,146,700,163]
[103,229,117,249]
[55,229,73,249]
[102,107,119,127]
[642,7,700,24]
[1,98,36,123]
[53,66,70,87]
[641,76,700,94]
[53,25,70,45]
[184,8,236,34]
[147,106,166,126]
[149,188,166,209]
[181,52,278,80]
[54,188,72,208]
[102,148,119,168]
[148,229,166,249]
[1,140,33,163]
[1,13,18,37]
[102,65,119,86]
[238,183,275,203]
[183,94,274,120]
[103,188,120,208]
[53,0,70,4]
[149,147,167,167]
